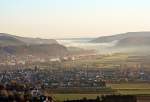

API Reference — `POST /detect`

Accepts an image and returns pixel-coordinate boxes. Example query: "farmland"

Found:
[52,83,150,101]
[108,83,150,95]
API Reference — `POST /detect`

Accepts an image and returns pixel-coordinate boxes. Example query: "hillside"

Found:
[90,32,150,43]
[0,35,25,46]
[0,44,68,57]
[116,36,150,47]
[0,33,57,45]
[90,32,150,54]
[0,33,68,57]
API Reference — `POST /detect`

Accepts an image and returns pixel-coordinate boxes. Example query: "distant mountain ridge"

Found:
[91,32,150,47]
[116,36,150,47]
[0,33,57,46]
[0,44,68,57]
[91,32,150,43]
[0,33,68,57]
[0,35,25,46]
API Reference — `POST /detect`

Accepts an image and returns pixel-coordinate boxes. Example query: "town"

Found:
[0,64,150,90]
[0,53,150,101]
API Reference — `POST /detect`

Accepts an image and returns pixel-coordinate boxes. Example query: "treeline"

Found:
[64,95,136,102]
[0,83,54,102]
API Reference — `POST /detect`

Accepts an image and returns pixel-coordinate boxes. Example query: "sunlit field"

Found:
[108,83,150,95]
[53,94,101,101]
[52,83,150,101]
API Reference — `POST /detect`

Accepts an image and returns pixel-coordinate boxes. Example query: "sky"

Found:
[0,0,150,38]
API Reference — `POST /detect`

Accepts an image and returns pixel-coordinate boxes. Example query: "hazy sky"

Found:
[0,0,150,38]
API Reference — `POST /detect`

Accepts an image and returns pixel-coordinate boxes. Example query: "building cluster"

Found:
[0,54,77,66]
[0,65,149,91]
[0,68,106,89]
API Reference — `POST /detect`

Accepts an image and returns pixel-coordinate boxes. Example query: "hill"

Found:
[0,35,25,46]
[116,36,150,47]
[0,33,68,57]
[0,44,68,57]
[90,32,150,44]
[0,33,57,45]
[90,32,150,54]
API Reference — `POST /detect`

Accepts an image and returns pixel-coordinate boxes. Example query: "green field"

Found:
[50,53,150,101]
[107,83,150,89]
[61,53,131,69]
[108,83,150,95]
[52,94,101,101]
[51,83,150,101]
[117,89,150,95]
